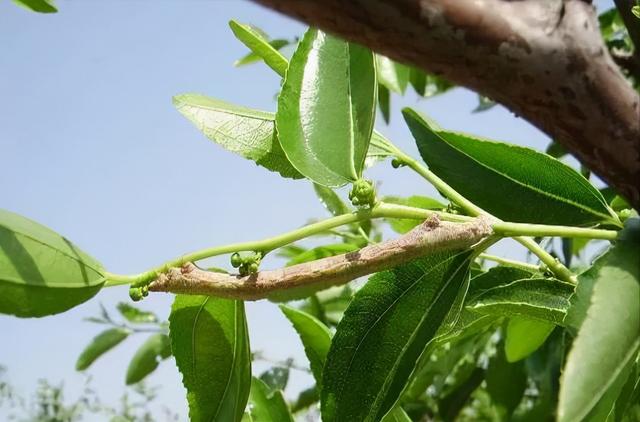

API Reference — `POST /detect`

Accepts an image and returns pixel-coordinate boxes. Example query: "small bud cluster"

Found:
[349,179,376,208]
[230,251,263,276]
[129,285,149,302]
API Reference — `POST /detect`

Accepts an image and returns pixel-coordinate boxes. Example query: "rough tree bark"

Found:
[252,0,640,209]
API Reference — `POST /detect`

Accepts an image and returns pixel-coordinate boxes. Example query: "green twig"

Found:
[478,253,543,272]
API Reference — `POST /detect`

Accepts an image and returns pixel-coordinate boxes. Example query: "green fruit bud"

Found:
[248,262,259,274]
[230,252,242,268]
[129,287,144,302]
[349,179,376,208]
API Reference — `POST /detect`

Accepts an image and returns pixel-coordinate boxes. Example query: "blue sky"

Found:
[0,0,613,419]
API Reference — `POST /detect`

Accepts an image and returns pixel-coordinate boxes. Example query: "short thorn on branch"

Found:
[148,215,494,301]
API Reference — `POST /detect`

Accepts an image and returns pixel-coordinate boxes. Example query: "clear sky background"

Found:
[0,0,612,420]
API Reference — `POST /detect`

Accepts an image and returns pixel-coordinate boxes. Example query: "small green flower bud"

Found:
[349,179,376,208]
[129,287,144,302]
[230,252,242,268]
[239,265,248,276]
[248,262,259,274]
[391,158,403,168]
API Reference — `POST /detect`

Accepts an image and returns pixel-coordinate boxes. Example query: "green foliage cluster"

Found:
[2,8,639,422]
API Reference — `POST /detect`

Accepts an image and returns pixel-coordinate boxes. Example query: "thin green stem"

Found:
[394,149,486,216]
[515,237,577,283]
[478,253,543,272]
[492,222,618,240]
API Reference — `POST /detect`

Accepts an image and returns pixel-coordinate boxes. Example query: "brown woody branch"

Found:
[148,216,493,300]
[251,0,640,209]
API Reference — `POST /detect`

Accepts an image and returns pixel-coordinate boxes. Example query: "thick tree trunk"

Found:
[252,0,640,209]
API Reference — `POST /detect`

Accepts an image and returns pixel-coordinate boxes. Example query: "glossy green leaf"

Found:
[558,220,640,422]
[402,109,620,226]
[0,209,105,317]
[280,305,332,384]
[246,377,294,422]
[313,184,350,217]
[229,21,288,77]
[376,55,409,94]
[75,328,129,371]
[125,333,171,385]
[116,302,158,324]
[286,243,359,266]
[321,250,473,422]
[277,28,377,187]
[170,296,250,422]
[382,195,445,234]
[504,317,554,362]
[467,278,573,325]
[486,343,527,419]
[173,94,302,179]
[12,0,56,13]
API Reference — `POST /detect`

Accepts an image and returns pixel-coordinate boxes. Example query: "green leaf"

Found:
[286,243,359,266]
[381,407,413,422]
[467,266,534,299]
[302,285,354,326]
[116,302,158,324]
[558,219,640,422]
[169,296,251,422]
[280,305,332,384]
[235,39,289,68]
[0,209,105,317]
[376,55,409,94]
[276,28,377,187]
[125,333,171,385]
[291,386,320,413]
[229,21,288,77]
[402,109,620,226]
[486,342,527,419]
[75,328,129,371]
[259,366,289,392]
[467,278,573,325]
[363,131,396,170]
[313,184,350,217]
[545,141,567,159]
[504,317,554,362]
[173,94,302,180]
[409,68,427,96]
[378,83,391,124]
[246,377,294,422]
[382,195,445,234]
[12,0,56,13]
[321,250,473,422]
